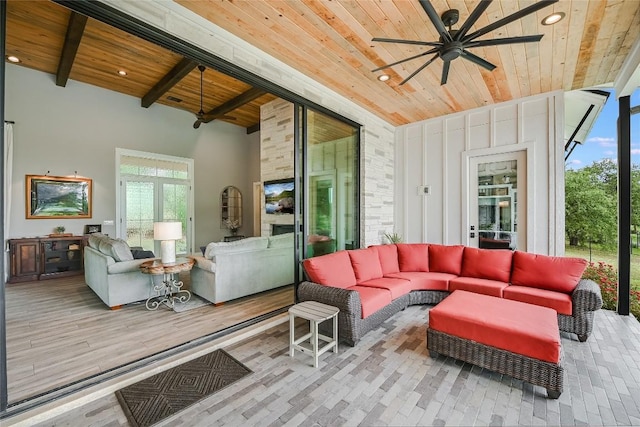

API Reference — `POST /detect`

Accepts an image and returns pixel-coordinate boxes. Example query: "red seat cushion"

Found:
[357,277,413,299]
[429,290,561,363]
[347,285,393,318]
[385,271,454,291]
[504,286,573,315]
[461,247,513,282]
[429,244,464,275]
[449,276,509,297]
[511,251,587,294]
[396,243,429,272]
[371,244,400,275]
[302,251,356,289]
[349,247,383,282]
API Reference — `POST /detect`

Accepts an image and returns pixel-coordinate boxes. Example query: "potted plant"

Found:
[54,226,66,235]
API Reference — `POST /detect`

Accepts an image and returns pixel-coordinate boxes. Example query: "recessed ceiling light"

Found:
[7,55,20,63]
[378,74,390,82]
[542,12,565,25]
[117,70,127,76]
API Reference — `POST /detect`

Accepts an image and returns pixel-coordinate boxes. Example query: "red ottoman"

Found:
[427,290,563,398]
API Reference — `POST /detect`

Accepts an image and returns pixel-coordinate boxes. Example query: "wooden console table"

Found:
[8,236,86,283]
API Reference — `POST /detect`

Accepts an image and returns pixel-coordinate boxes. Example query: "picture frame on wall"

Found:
[26,175,92,219]
[85,224,102,234]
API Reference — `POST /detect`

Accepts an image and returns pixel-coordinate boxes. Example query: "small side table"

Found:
[289,301,339,368]
[223,235,245,242]
[140,257,195,311]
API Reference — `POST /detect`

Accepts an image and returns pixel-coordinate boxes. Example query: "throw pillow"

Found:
[110,238,134,262]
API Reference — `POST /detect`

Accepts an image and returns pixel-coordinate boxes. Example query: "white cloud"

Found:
[587,136,616,147]
[632,149,640,155]
[604,150,615,156]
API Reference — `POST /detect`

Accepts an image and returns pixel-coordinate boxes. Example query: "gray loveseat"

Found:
[84,233,158,309]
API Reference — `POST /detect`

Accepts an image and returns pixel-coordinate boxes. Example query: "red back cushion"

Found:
[349,248,384,282]
[428,244,464,275]
[511,251,587,293]
[461,247,513,282]
[370,244,400,275]
[302,251,356,289]
[396,243,429,272]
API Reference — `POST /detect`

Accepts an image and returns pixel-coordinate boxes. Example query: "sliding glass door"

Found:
[303,108,359,257]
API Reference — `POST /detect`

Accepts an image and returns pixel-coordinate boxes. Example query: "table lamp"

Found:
[154,221,182,264]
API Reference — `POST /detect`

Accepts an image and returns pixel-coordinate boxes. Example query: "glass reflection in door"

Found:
[477,160,518,250]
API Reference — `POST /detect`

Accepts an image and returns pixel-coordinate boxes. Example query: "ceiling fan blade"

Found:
[400,53,440,86]
[465,34,544,48]
[462,0,558,42]
[461,50,496,71]
[455,0,492,41]
[417,0,452,43]
[440,61,451,85]
[372,37,442,47]
[372,47,439,72]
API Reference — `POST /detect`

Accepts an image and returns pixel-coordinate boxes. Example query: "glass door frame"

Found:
[462,143,534,251]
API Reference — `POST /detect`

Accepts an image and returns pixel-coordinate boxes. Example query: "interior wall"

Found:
[107,1,396,248]
[396,91,565,256]
[5,64,259,249]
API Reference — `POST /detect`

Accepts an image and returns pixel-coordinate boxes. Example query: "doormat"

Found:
[115,349,252,427]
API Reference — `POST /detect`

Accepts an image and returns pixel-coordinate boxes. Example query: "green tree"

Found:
[565,168,616,246]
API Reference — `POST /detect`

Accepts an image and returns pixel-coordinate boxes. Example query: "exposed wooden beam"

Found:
[202,87,266,123]
[141,57,197,108]
[55,12,88,87]
[246,123,260,134]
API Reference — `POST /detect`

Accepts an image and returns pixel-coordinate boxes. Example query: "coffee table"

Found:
[140,257,195,311]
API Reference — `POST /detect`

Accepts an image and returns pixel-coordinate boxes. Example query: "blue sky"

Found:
[566,89,640,170]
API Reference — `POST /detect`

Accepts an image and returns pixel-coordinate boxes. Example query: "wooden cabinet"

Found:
[9,238,40,282]
[8,236,85,283]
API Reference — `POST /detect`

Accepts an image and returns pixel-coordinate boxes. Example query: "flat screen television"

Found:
[264,178,294,214]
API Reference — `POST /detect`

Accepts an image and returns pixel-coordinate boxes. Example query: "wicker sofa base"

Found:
[427,328,563,398]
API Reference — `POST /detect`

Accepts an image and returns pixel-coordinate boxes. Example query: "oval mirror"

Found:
[221,186,242,231]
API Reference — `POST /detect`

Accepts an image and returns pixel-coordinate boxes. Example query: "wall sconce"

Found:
[153,221,182,264]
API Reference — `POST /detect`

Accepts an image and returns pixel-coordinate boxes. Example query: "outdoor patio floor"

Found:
[24,305,640,426]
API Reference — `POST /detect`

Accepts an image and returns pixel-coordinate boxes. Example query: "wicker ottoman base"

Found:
[427,328,563,398]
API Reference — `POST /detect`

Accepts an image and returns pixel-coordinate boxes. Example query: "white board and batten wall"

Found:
[395,91,565,256]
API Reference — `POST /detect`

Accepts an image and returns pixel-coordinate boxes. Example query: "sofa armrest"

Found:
[188,255,216,273]
[297,281,361,318]
[572,278,603,312]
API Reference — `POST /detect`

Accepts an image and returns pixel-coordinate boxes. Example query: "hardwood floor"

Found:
[5,273,294,404]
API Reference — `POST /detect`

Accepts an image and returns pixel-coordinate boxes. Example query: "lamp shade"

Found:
[154,221,182,241]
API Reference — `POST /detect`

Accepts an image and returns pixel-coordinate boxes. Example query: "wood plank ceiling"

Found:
[5,1,640,129]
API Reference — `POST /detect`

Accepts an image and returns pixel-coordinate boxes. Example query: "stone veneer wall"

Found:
[103,1,396,247]
[260,99,295,236]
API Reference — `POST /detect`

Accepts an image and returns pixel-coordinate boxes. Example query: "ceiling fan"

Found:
[193,65,236,129]
[372,0,558,85]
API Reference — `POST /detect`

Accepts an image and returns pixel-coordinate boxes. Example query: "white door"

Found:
[469,151,527,250]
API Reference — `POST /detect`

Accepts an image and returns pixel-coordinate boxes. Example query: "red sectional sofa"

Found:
[299,243,603,346]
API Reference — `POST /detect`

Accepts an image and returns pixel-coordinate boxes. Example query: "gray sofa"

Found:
[84,234,159,308]
[189,233,295,304]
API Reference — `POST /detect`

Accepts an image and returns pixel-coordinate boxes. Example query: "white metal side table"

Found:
[288,301,339,368]
[140,257,195,310]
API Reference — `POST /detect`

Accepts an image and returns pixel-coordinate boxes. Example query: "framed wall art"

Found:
[26,175,92,219]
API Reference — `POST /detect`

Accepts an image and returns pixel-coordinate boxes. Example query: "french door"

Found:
[468,150,527,250]
[117,149,193,255]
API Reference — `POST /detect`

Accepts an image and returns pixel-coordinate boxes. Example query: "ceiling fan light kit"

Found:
[372,0,558,86]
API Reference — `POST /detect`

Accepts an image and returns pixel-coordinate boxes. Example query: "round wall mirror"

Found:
[221,186,242,230]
